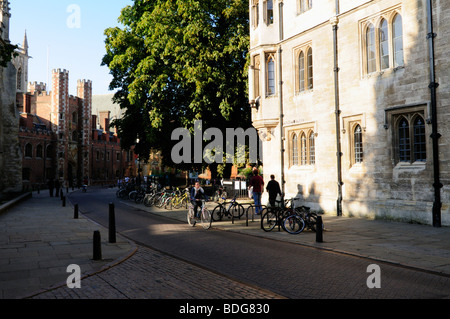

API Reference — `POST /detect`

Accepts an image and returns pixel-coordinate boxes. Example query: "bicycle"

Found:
[260,197,303,233]
[211,194,245,221]
[187,200,212,230]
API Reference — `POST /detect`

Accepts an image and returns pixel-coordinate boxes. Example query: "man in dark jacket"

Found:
[266,175,282,207]
[249,168,264,214]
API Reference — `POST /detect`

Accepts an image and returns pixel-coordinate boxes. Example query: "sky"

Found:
[9,0,133,96]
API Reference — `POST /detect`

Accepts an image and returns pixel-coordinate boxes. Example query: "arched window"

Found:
[298,51,305,92]
[72,131,78,142]
[307,48,313,90]
[366,23,376,73]
[266,53,276,96]
[379,19,389,70]
[309,131,315,165]
[300,133,307,165]
[393,14,404,68]
[25,143,33,158]
[413,116,426,162]
[354,125,363,164]
[398,117,410,162]
[292,134,298,166]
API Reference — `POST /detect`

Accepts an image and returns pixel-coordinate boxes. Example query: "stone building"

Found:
[249,0,449,225]
[0,0,22,194]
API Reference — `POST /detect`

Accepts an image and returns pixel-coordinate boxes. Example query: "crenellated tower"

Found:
[77,79,92,181]
[51,69,69,180]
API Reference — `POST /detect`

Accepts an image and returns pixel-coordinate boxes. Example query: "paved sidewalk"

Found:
[1,187,450,299]
[0,190,135,299]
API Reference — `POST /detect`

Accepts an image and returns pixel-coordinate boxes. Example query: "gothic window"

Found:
[413,116,426,162]
[307,48,313,90]
[296,46,313,93]
[292,134,298,166]
[266,53,276,96]
[354,125,363,164]
[298,51,305,93]
[309,131,315,165]
[393,14,404,68]
[366,23,376,74]
[379,19,389,70]
[362,10,403,75]
[289,128,316,167]
[25,143,32,158]
[398,117,410,162]
[300,133,307,165]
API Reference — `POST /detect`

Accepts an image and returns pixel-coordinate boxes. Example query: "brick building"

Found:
[17,70,135,189]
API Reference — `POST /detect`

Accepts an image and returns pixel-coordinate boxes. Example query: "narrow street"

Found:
[66,188,450,299]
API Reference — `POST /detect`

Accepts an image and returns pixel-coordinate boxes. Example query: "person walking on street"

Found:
[266,175,282,207]
[249,168,264,215]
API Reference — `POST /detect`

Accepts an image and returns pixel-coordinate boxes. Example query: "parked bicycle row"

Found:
[116,182,323,235]
[260,197,324,235]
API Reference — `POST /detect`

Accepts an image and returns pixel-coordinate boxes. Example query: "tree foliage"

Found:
[102,0,251,174]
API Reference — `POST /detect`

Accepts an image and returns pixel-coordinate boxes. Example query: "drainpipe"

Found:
[331,9,342,216]
[278,46,285,194]
[426,0,442,227]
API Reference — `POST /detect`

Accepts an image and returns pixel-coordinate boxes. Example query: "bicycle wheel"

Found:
[211,204,225,221]
[230,203,245,219]
[261,208,278,232]
[187,205,196,227]
[201,208,212,230]
[283,214,305,234]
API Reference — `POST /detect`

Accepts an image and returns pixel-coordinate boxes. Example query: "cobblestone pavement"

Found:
[29,245,284,299]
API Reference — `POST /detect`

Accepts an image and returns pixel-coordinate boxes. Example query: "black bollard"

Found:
[93,230,102,260]
[316,216,323,243]
[109,202,116,243]
[62,196,66,207]
[74,204,79,219]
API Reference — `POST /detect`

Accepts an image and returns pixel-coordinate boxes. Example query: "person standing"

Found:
[266,175,282,207]
[54,179,60,198]
[249,168,264,215]
[48,179,54,197]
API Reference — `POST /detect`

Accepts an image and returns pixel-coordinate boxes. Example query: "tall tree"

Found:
[102,0,251,177]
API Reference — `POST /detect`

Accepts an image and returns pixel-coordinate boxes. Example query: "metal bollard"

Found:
[109,202,116,243]
[74,204,79,219]
[62,196,66,207]
[316,216,323,243]
[93,230,102,260]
